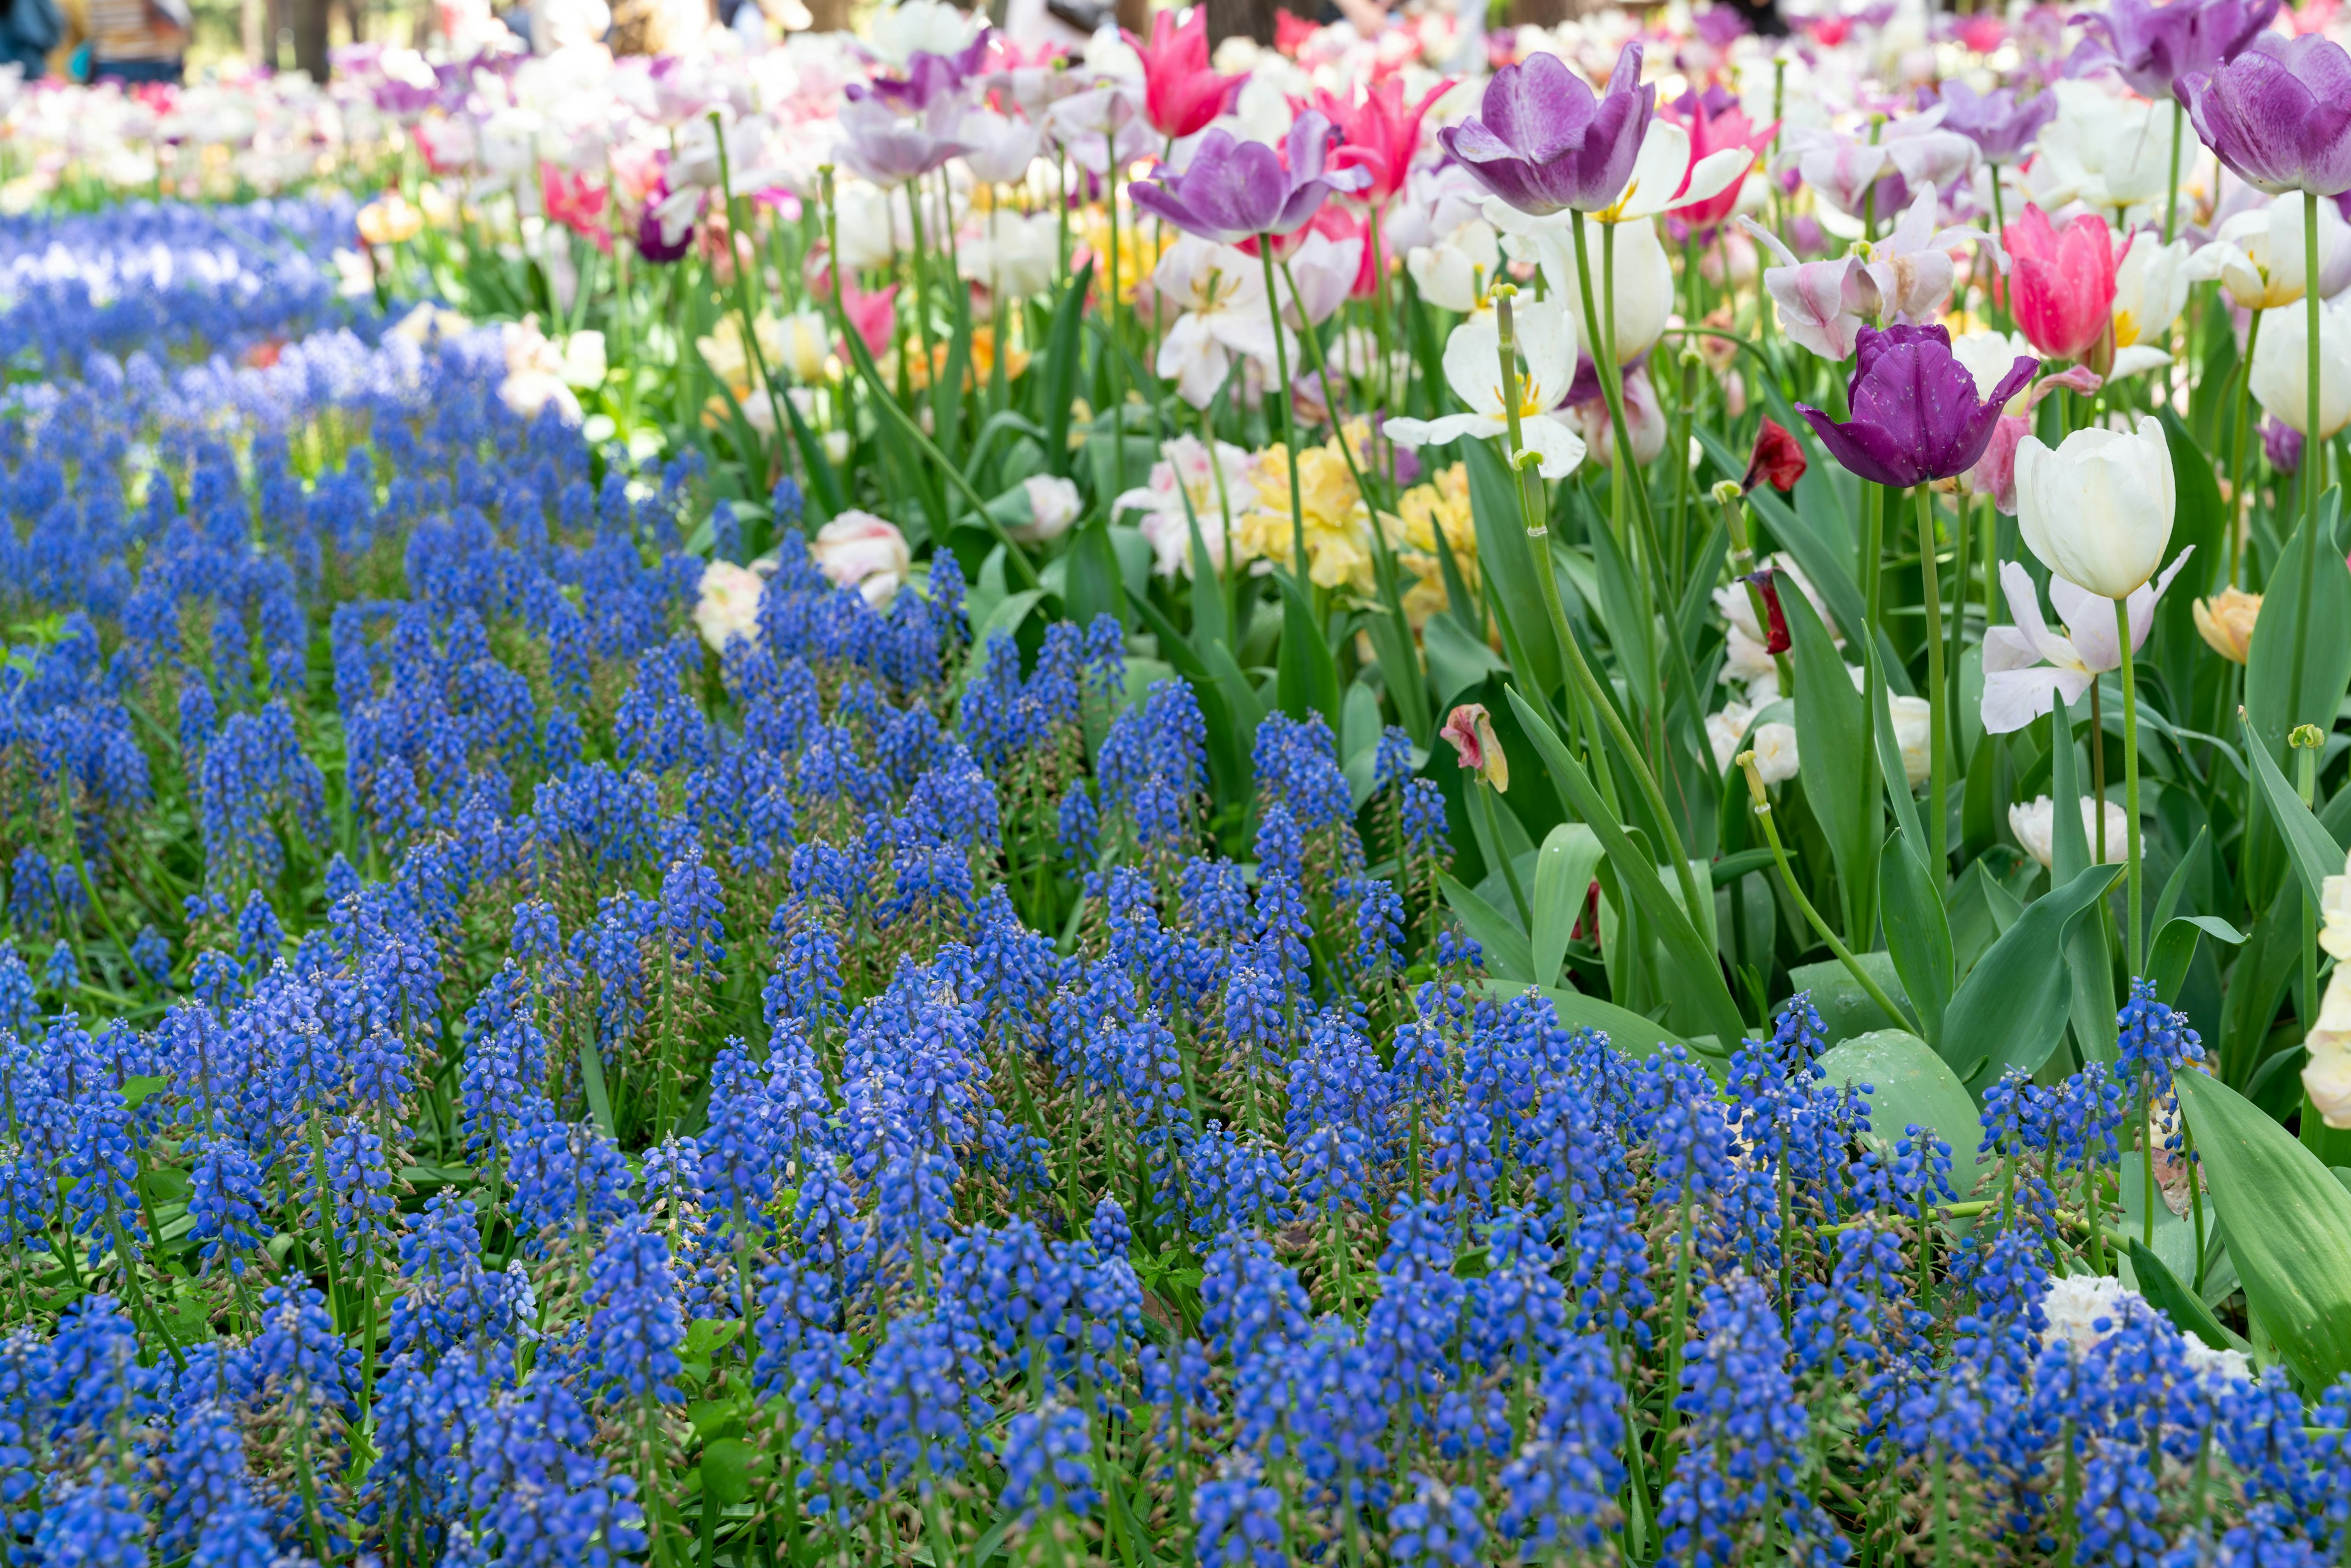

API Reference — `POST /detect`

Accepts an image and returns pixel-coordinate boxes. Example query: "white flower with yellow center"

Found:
[1382,299,1587,480]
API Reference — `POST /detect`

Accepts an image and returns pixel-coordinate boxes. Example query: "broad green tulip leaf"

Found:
[1869,642,1925,850]
[2174,1070,2351,1392]
[1507,687,1749,1046]
[1787,953,1908,1045]
[1442,872,1533,983]
[778,378,844,520]
[1273,571,1340,728]
[2245,484,2351,763]
[1185,504,1229,651]
[2153,409,2224,708]
[1781,580,1882,942]
[1041,261,1094,476]
[1532,824,1605,989]
[2050,690,2117,1066]
[2149,913,2248,1007]
[2240,710,2346,911]
[2126,1239,2249,1357]
[1878,830,1953,1046]
[1465,441,1563,700]
[1585,508,1659,707]
[1424,612,1510,712]
[1817,1029,1985,1192]
[1941,861,2124,1090]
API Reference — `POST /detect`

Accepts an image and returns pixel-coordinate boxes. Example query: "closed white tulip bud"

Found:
[2250,294,2351,438]
[2014,416,2175,600]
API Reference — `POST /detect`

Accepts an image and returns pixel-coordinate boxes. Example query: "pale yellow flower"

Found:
[1388,462,1477,627]
[1239,437,1384,592]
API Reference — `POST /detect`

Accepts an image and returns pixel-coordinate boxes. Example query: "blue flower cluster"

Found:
[1,193,2349,1568]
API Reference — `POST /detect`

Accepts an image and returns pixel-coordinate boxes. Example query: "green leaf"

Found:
[1941,861,2124,1090]
[2149,913,2247,1007]
[1507,687,1749,1046]
[2241,710,2345,911]
[1780,580,1880,939]
[1442,873,1533,983]
[2049,689,2117,1065]
[1817,1029,1986,1192]
[1273,571,1341,727]
[1584,509,1657,705]
[2175,1070,2351,1390]
[778,380,844,522]
[1878,831,1953,1046]
[1787,953,1908,1044]
[1532,824,1605,989]
[960,590,1043,692]
[1424,613,1509,711]
[2245,484,2351,763]
[699,1438,754,1509]
[2126,1239,2249,1357]
[1041,262,1095,478]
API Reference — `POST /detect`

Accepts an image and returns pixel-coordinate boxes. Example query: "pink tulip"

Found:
[2004,205,2121,364]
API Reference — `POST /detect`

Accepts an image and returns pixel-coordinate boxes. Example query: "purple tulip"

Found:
[2179,32,2351,197]
[1796,324,2038,488]
[1924,78,2057,162]
[637,180,696,265]
[858,32,992,111]
[2071,0,2278,97]
[1436,42,1655,217]
[1128,111,1367,243]
[836,94,975,189]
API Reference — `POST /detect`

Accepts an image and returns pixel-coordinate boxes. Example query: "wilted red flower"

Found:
[1744,566,1793,655]
[1742,418,1807,493]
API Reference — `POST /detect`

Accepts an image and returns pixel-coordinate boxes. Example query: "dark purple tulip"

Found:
[1796,324,2037,488]
[1128,111,1367,243]
[637,182,695,265]
[1436,42,1655,217]
[2178,32,2351,197]
[1924,78,2057,162]
[2070,0,2278,97]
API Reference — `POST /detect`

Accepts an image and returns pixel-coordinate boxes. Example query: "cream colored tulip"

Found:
[2014,416,2176,599]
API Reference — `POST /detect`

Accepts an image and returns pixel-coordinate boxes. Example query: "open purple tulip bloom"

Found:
[1797,324,2037,488]
[1128,110,1367,244]
[2179,32,2351,197]
[1926,79,2057,162]
[2070,0,2278,97]
[1436,42,1654,217]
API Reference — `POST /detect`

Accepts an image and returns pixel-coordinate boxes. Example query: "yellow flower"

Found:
[696,313,786,405]
[2192,586,2260,664]
[357,191,424,246]
[902,323,1031,391]
[1239,437,1385,592]
[1076,210,1170,307]
[1388,462,1477,626]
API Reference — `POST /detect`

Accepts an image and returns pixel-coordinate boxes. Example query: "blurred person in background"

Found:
[85,0,182,81]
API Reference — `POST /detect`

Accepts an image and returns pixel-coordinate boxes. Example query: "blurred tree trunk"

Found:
[804,0,849,29]
[1509,0,1565,24]
[1205,0,1270,45]
[290,0,328,77]
[241,0,264,62]
[1114,0,1146,35]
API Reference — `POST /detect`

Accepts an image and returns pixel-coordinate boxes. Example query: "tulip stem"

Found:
[1106,129,1126,500]
[1916,486,1948,872]
[2113,595,2143,980]
[2231,309,2264,588]
[2163,102,2184,248]
[1568,216,1665,580]
[1258,236,1308,583]
[2310,189,2325,557]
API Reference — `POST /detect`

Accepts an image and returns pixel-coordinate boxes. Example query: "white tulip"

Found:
[1010,475,1082,542]
[2250,293,2351,438]
[810,511,912,607]
[1535,214,1674,366]
[1749,721,1800,784]
[2014,416,2175,600]
[1889,695,1931,790]
[1382,299,1587,479]
[1706,701,1755,774]
[2009,795,2130,869]
[694,560,767,653]
[1950,328,2036,413]
[1406,219,1500,313]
